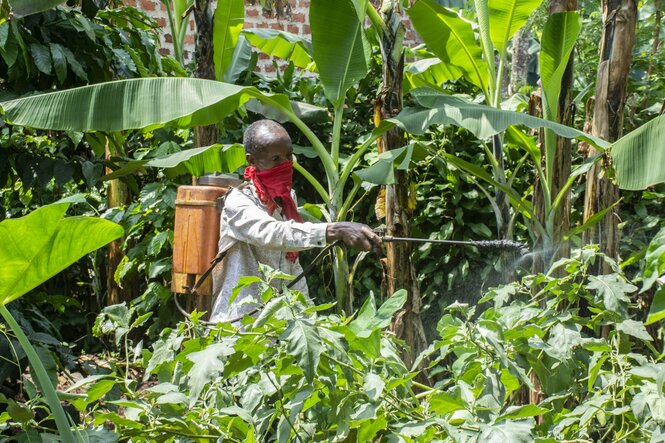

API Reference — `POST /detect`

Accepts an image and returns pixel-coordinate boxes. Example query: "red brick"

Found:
[155,17,166,27]
[140,0,155,11]
[270,22,283,30]
[303,24,310,34]
[287,24,299,33]
[293,13,305,22]
[264,64,276,73]
[256,22,268,28]
[123,0,136,6]
[258,52,270,60]
[246,7,259,17]
[184,34,195,44]
[159,47,170,56]
[164,33,173,43]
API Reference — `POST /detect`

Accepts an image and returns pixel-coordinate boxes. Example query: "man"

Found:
[210,119,382,323]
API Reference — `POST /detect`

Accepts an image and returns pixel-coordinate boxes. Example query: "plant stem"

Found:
[0,304,77,443]
[293,161,329,204]
[331,102,344,166]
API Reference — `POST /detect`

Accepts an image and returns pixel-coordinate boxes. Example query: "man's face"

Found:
[246,130,294,171]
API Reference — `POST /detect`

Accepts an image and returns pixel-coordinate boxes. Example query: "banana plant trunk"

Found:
[582,0,636,272]
[190,0,219,314]
[377,1,427,368]
[529,0,578,413]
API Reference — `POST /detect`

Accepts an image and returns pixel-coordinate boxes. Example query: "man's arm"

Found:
[224,191,381,252]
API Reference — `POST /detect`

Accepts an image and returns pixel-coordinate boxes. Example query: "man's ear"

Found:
[246,153,254,164]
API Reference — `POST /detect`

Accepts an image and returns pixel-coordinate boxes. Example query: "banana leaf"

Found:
[403,58,462,93]
[390,88,609,150]
[103,144,246,180]
[213,0,244,81]
[611,114,665,190]
[0,77,294,132]
[243,28,314,70]
[407,0,490,96]
[488,0,542,54]
[310,0,370,106]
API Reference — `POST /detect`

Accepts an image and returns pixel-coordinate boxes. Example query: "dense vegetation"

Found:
[0,0,664,442]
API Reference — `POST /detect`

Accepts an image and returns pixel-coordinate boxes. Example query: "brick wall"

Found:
[123,0,420,73]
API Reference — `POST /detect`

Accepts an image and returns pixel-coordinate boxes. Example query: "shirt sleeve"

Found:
[222,188,328,251]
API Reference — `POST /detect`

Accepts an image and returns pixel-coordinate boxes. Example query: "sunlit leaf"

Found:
[310,0,370,106]
[243,28,314,70]
[408,0,490,94]
[0,203,123,305]
[611,114,665,190]
[280,319,323,382]
[213,0,244,81]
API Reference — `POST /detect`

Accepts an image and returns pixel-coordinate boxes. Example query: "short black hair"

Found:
[243,119,291,155]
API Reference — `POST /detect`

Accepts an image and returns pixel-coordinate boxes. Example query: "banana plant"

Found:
[161,0,194,67]
[0,203,124,442]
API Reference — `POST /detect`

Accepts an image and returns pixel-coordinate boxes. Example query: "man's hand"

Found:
[326,222,383,252]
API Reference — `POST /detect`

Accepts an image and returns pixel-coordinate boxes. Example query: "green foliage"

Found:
[310,0,371,107]
[0,203,123,305]
[213,0,244,81]
[0,3,182,94]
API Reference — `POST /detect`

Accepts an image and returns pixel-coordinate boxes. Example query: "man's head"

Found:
[243,119,293,171]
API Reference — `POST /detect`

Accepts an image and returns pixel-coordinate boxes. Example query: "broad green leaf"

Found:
[489,0,542,54]
[280,319,323,382]
[540,12,581,182]
[392,88,609,150]
[587,274,637,318]
[496,404,549,421]
[10,0,65,18]
[407,0,490,95]
[104,144,245,180]
[186,342,232,406]
[479,419,535,442]
[225,34,254,83]
[403,58,462,93]
[310,0,370,106]
[243,28,314,70]
[642,227,665,292]
[374,289,408,328]
[429,392,465,414]
[349,290,407,334]
[49,43,67,83]
[646,286,665,326]
[363,372,385,402]
[611,114,665,190]
[29,42,51,74]
[616,319,653,341]
[355,144,428,185]
[213,0,244,81]
[0,77,295,133]
[0,204,123,305]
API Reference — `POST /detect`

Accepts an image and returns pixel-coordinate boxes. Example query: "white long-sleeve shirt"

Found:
[210,183,328,323]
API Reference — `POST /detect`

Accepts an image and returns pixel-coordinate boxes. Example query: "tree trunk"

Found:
[105,138,129,306]
[377,1,427,369]
[510,24,532,95]
[583,0,637,272]
[190,0,219,315]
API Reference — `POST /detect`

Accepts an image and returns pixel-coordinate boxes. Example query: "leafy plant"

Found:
[0,203,123,441]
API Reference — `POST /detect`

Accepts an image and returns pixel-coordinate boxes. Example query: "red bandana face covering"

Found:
[244,160,303,262]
